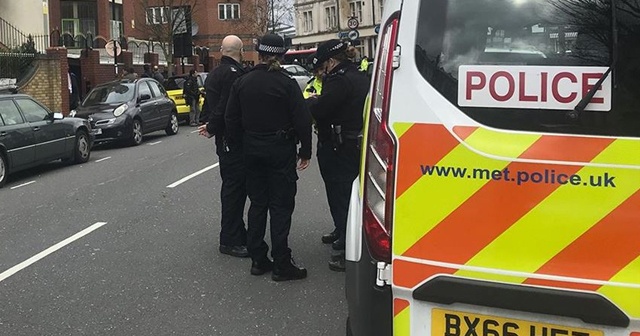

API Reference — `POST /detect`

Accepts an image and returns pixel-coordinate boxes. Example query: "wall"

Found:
[0,0,49,36]
[20,48,70,114]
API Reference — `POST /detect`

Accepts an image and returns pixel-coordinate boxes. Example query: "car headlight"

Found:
[69,110,77,117]
[113,103,128,117]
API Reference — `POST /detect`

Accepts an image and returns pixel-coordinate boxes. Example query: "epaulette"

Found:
[327,68,346,78]
[279,69,294,79]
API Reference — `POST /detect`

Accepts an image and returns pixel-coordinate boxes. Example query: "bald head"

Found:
[221,35,243,61]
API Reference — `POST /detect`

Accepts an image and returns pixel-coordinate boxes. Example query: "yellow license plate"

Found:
[432,309,603,336]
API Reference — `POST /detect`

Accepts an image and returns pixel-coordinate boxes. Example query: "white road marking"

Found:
[10,181,36,190]
[95,156,111,163]
[148,141,162,146]
[166,163,219,188]
[0,222,108,283]
[190,130,199,134]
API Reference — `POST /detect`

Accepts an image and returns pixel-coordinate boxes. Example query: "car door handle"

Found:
[33,126,40,131]
[0,131,6,137]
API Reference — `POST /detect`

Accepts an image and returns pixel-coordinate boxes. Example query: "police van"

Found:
[346,0,640,335]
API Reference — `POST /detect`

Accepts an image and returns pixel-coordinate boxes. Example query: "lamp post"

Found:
[112,0,118,76]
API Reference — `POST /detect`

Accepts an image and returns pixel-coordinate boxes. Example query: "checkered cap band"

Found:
[257,44,287,55]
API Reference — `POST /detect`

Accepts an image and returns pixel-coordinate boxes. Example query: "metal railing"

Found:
[0,52,37,82]
[0,17,49,53]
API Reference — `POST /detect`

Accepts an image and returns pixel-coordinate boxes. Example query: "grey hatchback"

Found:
[0,93,93,188]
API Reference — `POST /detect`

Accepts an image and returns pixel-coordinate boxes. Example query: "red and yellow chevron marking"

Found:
[393,299,411,336]
[391,122,640,318]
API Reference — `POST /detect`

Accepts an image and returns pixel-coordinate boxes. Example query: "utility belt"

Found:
[245,129,298,143]
[320,125,361,149]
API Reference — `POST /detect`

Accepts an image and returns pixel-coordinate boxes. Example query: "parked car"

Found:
[0,92,93,188]
[71,78,178,146]
[282,64,313,91]
[163,72,207,123]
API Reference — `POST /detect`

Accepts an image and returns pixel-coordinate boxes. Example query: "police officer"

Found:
[307,40,370,272]
[303,53,323,99]
[225,34,313,281]
[184,69,201,126]
[199,35,248,258]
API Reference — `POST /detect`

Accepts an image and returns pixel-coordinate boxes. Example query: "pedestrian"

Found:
[303,53,323,99]
[359,56,369,72]
[141,64,153,78]
[68,70,80,110]
[225,34,312,281]
[152,65,165,84]
[198,35,249,258]
[183,69,201,126]
[123,67,137,80]
[307,40,370,272]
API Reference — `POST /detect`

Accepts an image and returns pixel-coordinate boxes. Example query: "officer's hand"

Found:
[297,157,310,171]
[198,124,212,138]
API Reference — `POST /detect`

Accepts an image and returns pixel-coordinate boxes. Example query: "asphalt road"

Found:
[0,126,347,336]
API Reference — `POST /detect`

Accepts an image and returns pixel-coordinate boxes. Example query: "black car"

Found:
[0,93,93,188]
[73,78,178,145]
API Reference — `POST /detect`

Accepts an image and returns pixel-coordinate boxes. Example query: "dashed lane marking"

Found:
[166,163,220,188]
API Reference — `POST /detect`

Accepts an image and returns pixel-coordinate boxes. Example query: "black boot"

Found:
[250,258,274,276]
[272,258,308,281]
[219,245,249,258]
[329,258,346,272]
[321,230,340,244]
[332,237,345,251]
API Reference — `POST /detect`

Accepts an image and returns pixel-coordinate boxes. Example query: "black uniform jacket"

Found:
[225,64,313,159]
[307,62,370,142]
[204,56,246,136]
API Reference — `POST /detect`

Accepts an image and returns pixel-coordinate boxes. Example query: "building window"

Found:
[146,6,169,24]
[349,1,363,23]
[325,6,337,30]
[219,3,240,20]
[303,11,313,32]
[60,0,97,47]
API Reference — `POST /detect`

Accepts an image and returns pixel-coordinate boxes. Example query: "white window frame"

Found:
[219,3,240,20]
[325,6,337,30]
[349,1,363,23]
[303,10,313,32]
[146,6,169,25]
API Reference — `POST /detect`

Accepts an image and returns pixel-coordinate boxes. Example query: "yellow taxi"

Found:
[164,72,207,122]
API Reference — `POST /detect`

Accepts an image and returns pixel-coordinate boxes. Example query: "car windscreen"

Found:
[83,83,135,106]
[415,0,640,137]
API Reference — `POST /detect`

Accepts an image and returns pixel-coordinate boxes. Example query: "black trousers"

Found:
[243,133,298,266]
[216,139,247,246]
[317,139,360,240]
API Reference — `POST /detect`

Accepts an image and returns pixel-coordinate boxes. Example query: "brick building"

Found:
[46,0,268,66]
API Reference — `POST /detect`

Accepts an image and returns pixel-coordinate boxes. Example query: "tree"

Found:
[228,0,292,37]
[134,0,200,73]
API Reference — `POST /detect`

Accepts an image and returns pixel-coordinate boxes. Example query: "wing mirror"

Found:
[53,112,64,120]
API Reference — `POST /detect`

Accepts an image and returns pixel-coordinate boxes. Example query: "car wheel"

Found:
[165,112,179,135]
[0,152,7,188]
[129,119,143,146]
[73,130,91,163]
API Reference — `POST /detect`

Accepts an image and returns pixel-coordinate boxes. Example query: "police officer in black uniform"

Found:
[307,40,370,272]
[199,35,248,258]
[225,34,313,281]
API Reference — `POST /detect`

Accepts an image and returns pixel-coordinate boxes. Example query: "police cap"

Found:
[256,34,288,55]
[314,39,348,65]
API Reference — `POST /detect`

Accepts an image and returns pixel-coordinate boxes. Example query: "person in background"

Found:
[225,34,312,282]
[141,64,153,78]
[199,35,249,258]
[152,65,165,84]
[123,67,137,80]
[307,40,370,272]
[183,69,201,126]
[303,53,324,99]
[359,56,369,72]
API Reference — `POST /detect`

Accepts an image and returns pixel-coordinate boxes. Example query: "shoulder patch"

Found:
[230,66,238,72]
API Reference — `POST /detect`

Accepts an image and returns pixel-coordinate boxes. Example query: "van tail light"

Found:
[362,13,400,264]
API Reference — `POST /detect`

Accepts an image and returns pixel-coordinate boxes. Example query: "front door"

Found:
[15,98,68,162]
[137,81,159,132]
[0,99,35,170]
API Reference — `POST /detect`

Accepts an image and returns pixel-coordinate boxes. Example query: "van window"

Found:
[415,0,640,137]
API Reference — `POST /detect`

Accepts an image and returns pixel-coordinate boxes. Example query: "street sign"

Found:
[347,17,359,30]
[337,31,349,39]
[105,40,122,57]
[348,30,360,41]
[374,25,381,34]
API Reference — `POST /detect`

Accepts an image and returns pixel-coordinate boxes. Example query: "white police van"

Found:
[346,0,640,335]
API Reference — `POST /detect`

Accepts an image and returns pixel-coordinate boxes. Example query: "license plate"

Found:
[432,309,603,336]
[92,128,102,135]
